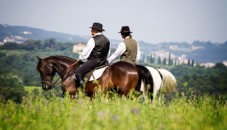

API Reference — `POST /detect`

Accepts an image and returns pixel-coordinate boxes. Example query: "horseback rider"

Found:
[108,26,140,64]
[75,22,110,87]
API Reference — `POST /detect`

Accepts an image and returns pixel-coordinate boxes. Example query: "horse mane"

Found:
[46,55,77,62]
[136,65,154,97]
[36,55,78,74]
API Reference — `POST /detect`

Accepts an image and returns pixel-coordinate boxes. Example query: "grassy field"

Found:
[24,86,42,93]
[0,91,226,130]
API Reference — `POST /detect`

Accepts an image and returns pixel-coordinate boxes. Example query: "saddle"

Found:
[84,60,109,81]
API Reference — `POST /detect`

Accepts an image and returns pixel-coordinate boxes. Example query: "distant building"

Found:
[201,62,215,68]
[178,54,188,64]
[3,37,14,43]
[73,43,85,53]
[21,31,32,35]
[223,61,227,66]
[3,35,25,43]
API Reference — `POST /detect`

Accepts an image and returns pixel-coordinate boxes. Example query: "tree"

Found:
[0,73,26,103]
[171,64,227,99]
[1,42,22,50]
[163,58,167,65]
[44,38,57,51]
[149,54,155,64]
[187,59,191,66]
[158,57,162,64]
[147,55,150,63]
[174,58,178,66]
[142,54,146,63]
[191,59,195,67]
[0,52,6,59]
[213,62,226,70]
[168,53,173,66]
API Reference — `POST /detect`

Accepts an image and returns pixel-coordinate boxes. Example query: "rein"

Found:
[41,60,80,88]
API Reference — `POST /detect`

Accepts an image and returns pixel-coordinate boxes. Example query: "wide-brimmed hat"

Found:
[119,26,133,33]
[90,22,105,31]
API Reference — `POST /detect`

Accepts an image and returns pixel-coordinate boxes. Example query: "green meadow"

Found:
[1,42,227,130]
[24,86,42,93]
[0,90,226,130]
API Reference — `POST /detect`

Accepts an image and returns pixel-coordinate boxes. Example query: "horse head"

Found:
[36,56,56,90]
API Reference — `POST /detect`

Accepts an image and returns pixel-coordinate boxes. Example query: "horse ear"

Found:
[37,56,42,61]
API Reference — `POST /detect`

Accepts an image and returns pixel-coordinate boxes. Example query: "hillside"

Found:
[0,24,227,63]
[0,24,87,42]
[138,41,227,63]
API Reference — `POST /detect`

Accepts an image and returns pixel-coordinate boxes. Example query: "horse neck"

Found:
[50,60,69,79]
[45,56,79,80]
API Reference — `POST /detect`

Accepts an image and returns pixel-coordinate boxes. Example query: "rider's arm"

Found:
[107,41,111,58]
[136,41,141,62]
[79,38,95,60]
[107,42,126,63]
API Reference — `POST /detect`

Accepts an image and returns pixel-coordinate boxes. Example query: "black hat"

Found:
[119,26,133,33]
[90,22,105,31]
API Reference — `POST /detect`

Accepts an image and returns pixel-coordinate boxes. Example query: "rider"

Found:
[108,26,140,64]
[75,22,110,87]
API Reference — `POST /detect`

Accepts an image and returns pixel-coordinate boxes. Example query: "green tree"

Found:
[0,73,26,103]
[163,58,167,65]
[147,55,150,63]
[213,62,226,70]
[0,51,6,59]
[158,57,162,64]
[187,59,191,66]
[191,59,195,67]
[150,54,155,64]
[168,53,173,66]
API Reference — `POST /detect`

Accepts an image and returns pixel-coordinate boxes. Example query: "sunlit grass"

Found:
[0,91,226,130]
[24,86,42,93]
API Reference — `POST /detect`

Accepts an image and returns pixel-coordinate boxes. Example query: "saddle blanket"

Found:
[89,66,108,81]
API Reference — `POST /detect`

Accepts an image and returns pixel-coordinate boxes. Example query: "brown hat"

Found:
[90,22,105,31]
[119,26,133,33]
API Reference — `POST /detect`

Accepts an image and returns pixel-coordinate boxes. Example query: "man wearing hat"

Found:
[75,22,110,87]
[108,26,140,64]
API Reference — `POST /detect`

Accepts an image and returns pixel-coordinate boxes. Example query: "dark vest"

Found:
[88,34,110,61]
[120,38,138,64]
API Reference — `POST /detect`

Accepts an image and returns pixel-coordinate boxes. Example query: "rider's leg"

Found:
[75,59,100,87]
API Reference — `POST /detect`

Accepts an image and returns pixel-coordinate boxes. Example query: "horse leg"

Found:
[62,77,78,99]
[68,82,78,99]
[85,68,113,98]
[85,81,97,98]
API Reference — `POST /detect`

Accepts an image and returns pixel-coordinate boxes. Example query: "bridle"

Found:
[40,60,79,89]
[40,61,56,89]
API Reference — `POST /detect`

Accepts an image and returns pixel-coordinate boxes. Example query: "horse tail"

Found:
[157,69,177,94]
[136,65,153,99]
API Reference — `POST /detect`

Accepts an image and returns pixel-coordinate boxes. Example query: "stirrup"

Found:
[75,75,84,88]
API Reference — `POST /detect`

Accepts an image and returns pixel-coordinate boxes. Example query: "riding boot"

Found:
[75,75,84,88]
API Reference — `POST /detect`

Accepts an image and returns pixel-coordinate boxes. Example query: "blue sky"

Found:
[0,0,227,43]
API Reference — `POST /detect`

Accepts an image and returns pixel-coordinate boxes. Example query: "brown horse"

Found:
[36,56,80,98]
[85,61,139,97]
[36,55,139,98]
[83,62,177,100]
[36,55,177,100]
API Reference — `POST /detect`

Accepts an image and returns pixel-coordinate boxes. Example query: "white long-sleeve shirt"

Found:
[108,37,140,63]
[79,32,110,60]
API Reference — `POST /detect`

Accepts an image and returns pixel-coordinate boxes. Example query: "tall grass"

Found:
[0,91,226,130]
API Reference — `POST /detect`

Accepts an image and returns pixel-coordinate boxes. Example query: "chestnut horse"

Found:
[36,55,177,100]
[36,56,80,98]
[36,55,139,98]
